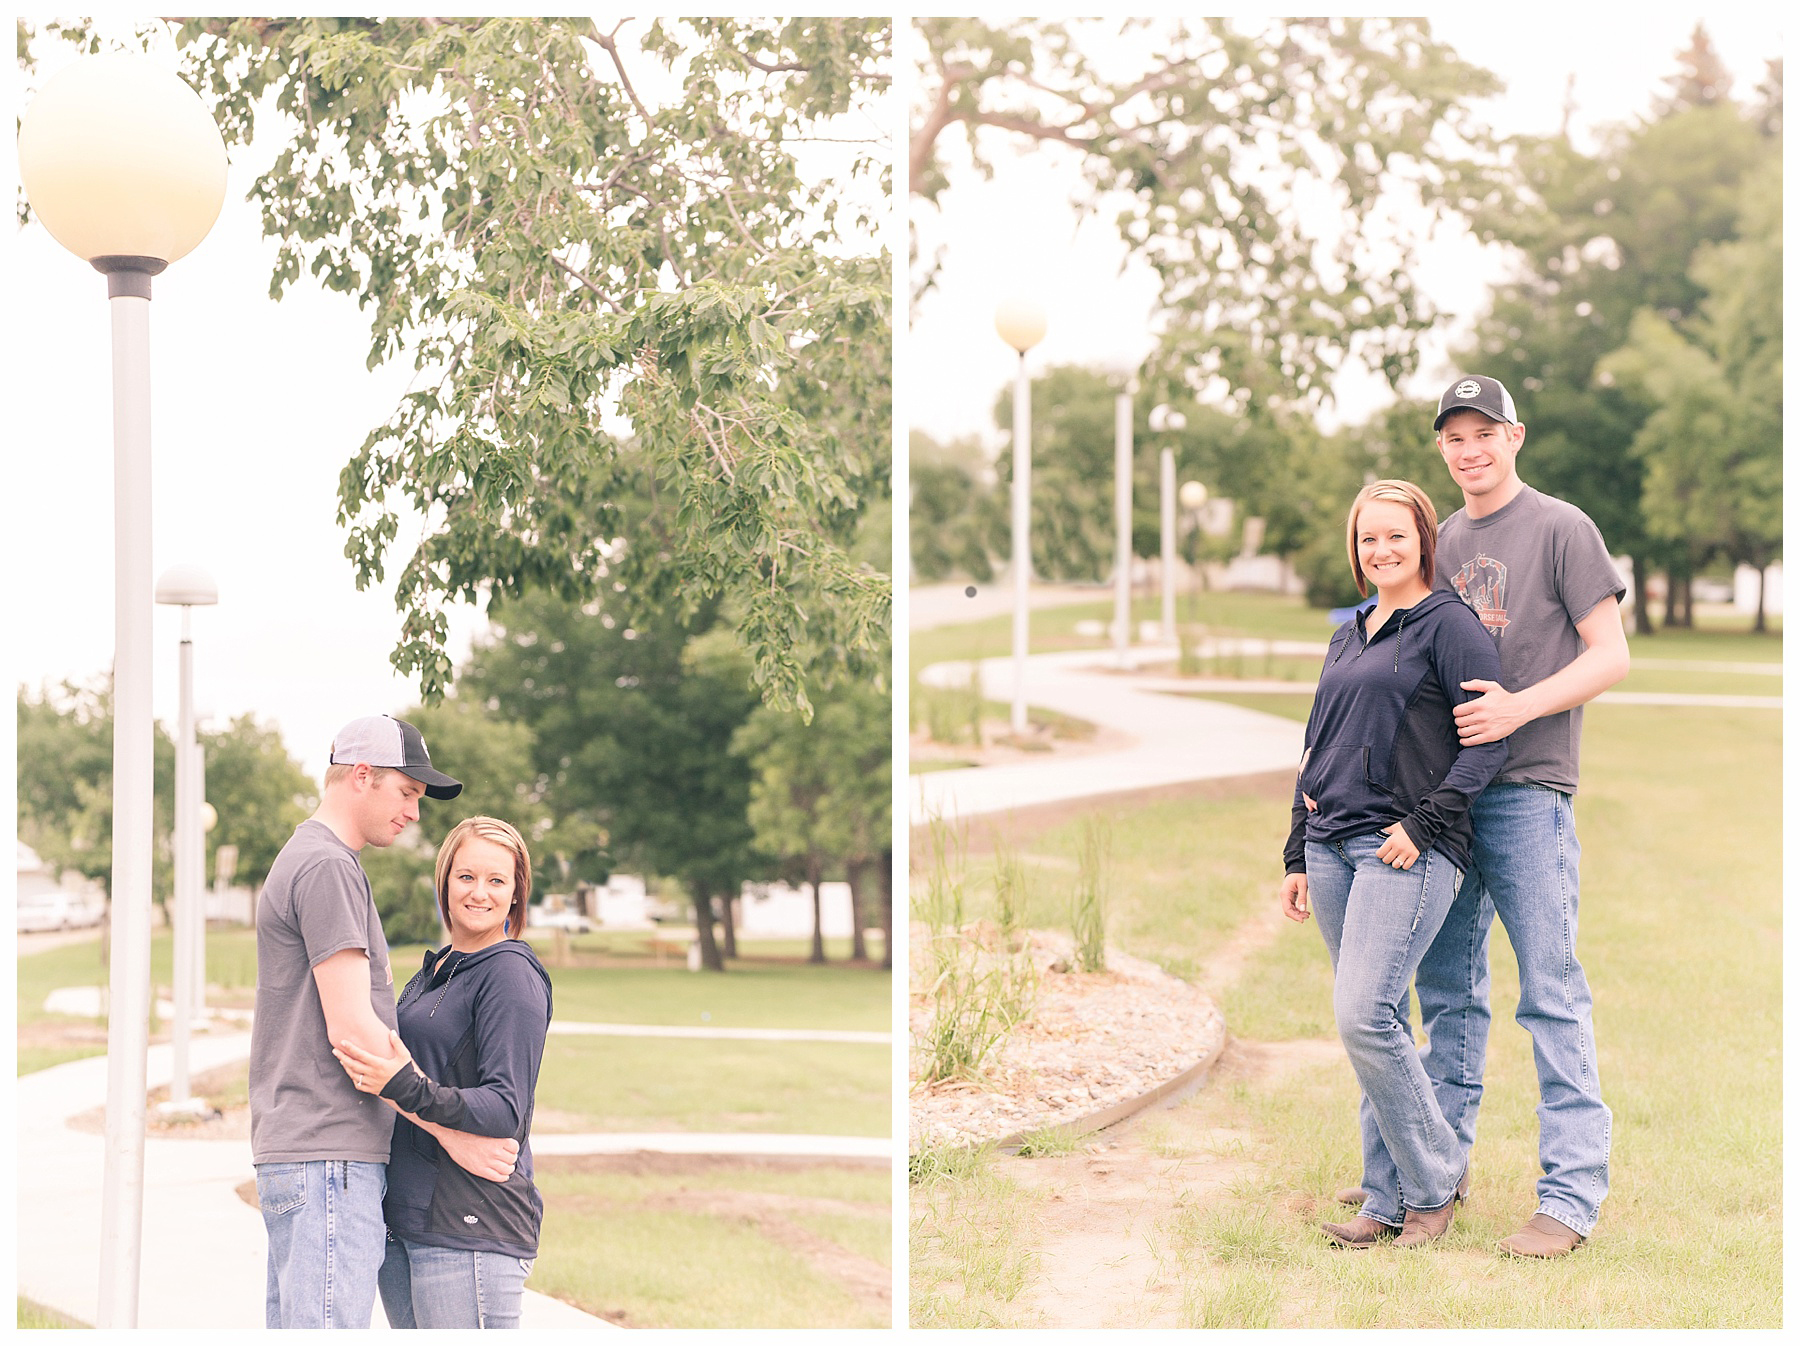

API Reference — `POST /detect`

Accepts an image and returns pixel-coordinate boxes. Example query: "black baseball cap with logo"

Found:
[329,715,463,799]
[1434,374,1519,430]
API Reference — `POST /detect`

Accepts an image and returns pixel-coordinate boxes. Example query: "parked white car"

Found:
[526,904,593,935]
[17,884,106,933]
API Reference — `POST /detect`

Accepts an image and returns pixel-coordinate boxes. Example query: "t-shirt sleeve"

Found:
[293,855,376,969]
[1555,507,1627,626]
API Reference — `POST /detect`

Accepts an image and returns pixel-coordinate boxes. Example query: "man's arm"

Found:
[313,948,393,1056]
[1453,595,1631,745]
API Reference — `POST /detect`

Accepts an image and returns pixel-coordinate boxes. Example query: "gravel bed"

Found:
[909,925,1225,1151]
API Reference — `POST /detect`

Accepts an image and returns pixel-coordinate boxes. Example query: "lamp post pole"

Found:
[100,259,158,1328]
[1160,447,1177,644]
[155,565,217,1113]
[1114,380,1134,669]
[1179,480,1210,624]
[994,297,1047,738]
[18,52,227,1328]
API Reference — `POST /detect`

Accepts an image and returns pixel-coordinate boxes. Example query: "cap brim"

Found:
[399,766,463,800]
[1434,402,1513,430]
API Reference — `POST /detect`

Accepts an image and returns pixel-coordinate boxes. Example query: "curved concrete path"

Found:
[17,1028,888,1328]
[913,644,1305,820]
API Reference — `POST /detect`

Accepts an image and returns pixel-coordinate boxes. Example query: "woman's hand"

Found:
[1376,823,1420,870]
[1279,872,1310,923]
[333,1029,413,1095]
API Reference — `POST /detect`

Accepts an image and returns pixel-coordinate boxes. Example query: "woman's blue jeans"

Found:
[1306,834,1465,1223]
[1364,783,1612,1237]
[378,1232,532,1329]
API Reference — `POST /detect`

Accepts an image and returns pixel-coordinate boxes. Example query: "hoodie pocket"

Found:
[1299,743,1382,819]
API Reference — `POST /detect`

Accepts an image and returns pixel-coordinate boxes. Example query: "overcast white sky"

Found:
[4,18,887,785]
[909,10,1785,448]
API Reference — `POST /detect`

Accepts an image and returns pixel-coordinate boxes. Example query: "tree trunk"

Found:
[847,862,868,961]
[719,889,738,959]
[807,858,826,964]
[1678,571,1694,627]
[878,845,893,971]
[691,882,725,972]
[1753,562,1768,634]
[1630,552,1656,634]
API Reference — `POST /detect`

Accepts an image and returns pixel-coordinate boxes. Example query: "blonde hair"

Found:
[434,816,533,941]
[1346,479,1439,597]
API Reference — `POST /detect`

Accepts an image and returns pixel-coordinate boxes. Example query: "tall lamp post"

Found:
[1113,374,1137,669]
[994,296,1047,737]
[1148,405,1187,644]
[18,53,227,1328]
[155,565,217,1116]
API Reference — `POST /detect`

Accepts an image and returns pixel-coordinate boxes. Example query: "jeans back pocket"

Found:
[255,1162,308,1217]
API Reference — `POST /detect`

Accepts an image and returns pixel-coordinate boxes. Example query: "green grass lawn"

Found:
[537,1035,888,1136]
[911,592,1337,675]
[533,1160,889,1328]
[911,671,1780,1325]
[16,1297,83,1328]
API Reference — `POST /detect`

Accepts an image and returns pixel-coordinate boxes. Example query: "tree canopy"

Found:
[171,17,891,716]
[913,17,1501,407]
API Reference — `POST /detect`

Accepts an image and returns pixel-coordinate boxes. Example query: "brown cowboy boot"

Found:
[1393,1200,1455,1248]
[1498,1213,1585,1258]
[1321,1214,1401,1249]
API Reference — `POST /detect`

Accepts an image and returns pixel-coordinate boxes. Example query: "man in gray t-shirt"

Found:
[1334,376,1631,1259]
[250,715,517,1328]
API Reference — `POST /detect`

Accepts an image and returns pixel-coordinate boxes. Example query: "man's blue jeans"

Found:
[378,1232,532,1329]
[1361,783,1612,1237]
[1305,834,1466,1224]
[256,1160,387,1328]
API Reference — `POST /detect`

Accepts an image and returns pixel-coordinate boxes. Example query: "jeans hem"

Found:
[1357,1205,1403,1230]
[1536,1202,1596,1239]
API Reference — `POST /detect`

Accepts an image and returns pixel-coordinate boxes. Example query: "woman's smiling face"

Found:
[1355,499,1424,596]
[445,835,517,950]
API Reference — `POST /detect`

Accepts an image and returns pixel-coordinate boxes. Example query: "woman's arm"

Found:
[377,955,549,1138]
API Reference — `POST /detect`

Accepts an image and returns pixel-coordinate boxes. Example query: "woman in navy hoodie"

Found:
[335,815,553,1328]
[1278,479,1508,1251]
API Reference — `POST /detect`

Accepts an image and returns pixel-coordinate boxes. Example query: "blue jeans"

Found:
[1305,835,1466,1223]
[1363,783,1612,1236]
[257,1160,388,1328]
[378,1233,532,1329]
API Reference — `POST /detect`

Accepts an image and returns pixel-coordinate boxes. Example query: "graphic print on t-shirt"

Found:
[1450,553,1510,635]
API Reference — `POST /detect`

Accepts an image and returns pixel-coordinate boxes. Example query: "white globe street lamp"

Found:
[995,296,1047,737]
[19,52,227,1329]
[155,565,218,1119]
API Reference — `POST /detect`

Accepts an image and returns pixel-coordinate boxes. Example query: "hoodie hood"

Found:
[418,939,554,1017]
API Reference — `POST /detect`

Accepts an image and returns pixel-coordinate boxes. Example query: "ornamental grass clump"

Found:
[1070,814,1111,972]
[915,813,1038,1084]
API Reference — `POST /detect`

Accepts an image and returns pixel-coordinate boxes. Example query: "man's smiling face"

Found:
[1437,409,1525,501]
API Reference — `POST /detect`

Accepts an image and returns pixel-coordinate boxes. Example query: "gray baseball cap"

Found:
[329,715,462,799]
[1434,374,1519,430]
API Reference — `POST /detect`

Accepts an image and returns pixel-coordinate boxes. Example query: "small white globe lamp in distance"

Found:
[994,295,1048,735]
[1179,480,1210,512]
[19,54,228,1330]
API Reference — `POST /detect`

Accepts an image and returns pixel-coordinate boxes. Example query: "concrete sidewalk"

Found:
[913,645,1305,820]
[17,1032,889,1328]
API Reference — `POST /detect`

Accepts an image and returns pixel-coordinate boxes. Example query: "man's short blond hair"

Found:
[322,762,398,791]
